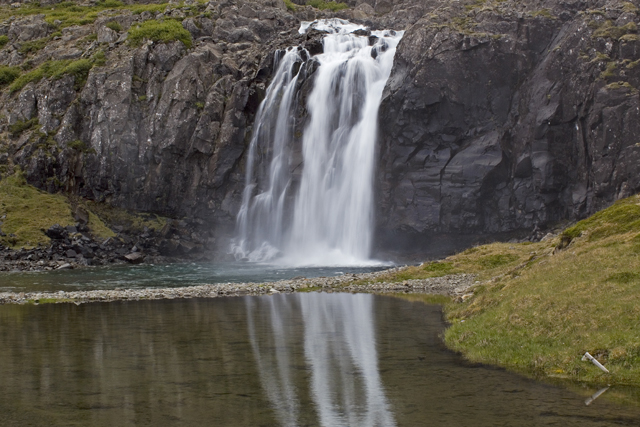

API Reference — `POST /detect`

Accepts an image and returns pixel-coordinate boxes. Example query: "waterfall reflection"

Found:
[246,296,300,427]
[247,293,396,427]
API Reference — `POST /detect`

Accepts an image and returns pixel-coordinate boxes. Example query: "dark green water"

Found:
[0,262,387,292]
[1,294,638,426]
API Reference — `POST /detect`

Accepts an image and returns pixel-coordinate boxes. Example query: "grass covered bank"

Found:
[377,194,640,387]
[0,171,165,248]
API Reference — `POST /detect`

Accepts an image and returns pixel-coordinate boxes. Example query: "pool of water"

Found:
[0,293,638,426]
[0,262,388,293]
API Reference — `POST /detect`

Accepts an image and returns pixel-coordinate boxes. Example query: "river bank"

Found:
[0,267,476,305]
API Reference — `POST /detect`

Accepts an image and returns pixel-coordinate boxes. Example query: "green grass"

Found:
[105,21,122,32]
[66,139,95,153]
[600,61,618,80]
[390,293,453,306]
[360,193,640,387]
[0,1,184,29]
[9,56,102,93]
[0,66,22,86]
[593,20,637,39]
[0,172,76,247]
[563,196,640,240]
[84,200,167,233]
[284,0,297,11]
[9,67,44,93]
[0,35,8,47]
[529,9,555,19]
[0,172,120,247]
[128,19,193,49]
[27,298,73,304]
[18,38,48,55]
[305,0,349,11]
[9,118,39,136]
[355,242,534,285]
[437,193,640,386]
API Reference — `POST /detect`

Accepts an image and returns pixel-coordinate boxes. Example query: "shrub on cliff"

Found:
[306,0,348,11]
[0,66,21,86]
[127,19,193,49]
[9,55,102,93]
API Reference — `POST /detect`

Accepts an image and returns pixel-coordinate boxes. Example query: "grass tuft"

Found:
[105,21,122,32]
[0,66,21,86]
[305,0,349,11]
[18,38,48,55]
[9,57,100,93]
[128,19,192,49]
[9,118,39,137]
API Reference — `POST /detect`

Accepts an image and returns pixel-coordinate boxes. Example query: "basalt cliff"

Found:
[0,0,638,257]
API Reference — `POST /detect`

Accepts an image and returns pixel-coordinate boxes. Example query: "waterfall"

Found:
[232,19,403,266]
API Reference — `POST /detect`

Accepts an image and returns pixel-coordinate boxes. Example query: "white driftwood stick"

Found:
[582,352,610,373]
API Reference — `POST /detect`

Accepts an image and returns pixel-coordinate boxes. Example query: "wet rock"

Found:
[73,206,89,226]
[124,252,145,264]
[113,246,127,255]
[45,225,69,240]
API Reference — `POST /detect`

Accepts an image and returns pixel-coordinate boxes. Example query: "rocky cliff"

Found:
[0,0,638,256]
[377,0,640,251]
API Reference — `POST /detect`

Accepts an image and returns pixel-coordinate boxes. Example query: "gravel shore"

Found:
[0,266,477,305]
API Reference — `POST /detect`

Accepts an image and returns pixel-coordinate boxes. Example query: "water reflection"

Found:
[247,296,300,427]
[248,293,395,427]
[0,295,639,426]
[301,294,395,427]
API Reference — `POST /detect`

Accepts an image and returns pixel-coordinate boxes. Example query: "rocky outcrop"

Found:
[376,0,640,250]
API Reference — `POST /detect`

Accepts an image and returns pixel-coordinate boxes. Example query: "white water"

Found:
[232,20,403,266]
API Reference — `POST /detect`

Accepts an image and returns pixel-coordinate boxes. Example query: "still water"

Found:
[0,262,387,293]
[1,293,638,426]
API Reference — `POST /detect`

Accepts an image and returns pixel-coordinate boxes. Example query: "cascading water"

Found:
[232,47,306,262]
[232,19,403,266]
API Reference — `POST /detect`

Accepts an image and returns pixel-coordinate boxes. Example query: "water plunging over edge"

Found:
[232,19,403,267]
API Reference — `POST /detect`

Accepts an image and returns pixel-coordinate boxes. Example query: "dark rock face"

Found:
[376,0,640,250]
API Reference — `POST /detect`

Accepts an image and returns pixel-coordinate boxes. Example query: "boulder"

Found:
[124,252,145,264]
[45,225,69,240]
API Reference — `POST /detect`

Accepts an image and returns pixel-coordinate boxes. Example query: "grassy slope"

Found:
[376,194,640,386]
[0,173,76,247]
[0,172,168,248]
